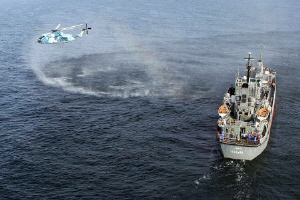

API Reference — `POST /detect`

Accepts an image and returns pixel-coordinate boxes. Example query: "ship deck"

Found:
[221,139,262,147]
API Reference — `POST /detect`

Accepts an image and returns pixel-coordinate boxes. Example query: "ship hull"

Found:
[220,135,269,160]
[220,85,276,161]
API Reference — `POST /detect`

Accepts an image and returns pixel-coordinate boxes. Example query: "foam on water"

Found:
[193,159,256,199]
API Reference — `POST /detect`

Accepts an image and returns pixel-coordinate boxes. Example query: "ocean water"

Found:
[1,0,300,199]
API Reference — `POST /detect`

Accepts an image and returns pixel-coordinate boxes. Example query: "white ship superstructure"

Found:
[217,49,276,160]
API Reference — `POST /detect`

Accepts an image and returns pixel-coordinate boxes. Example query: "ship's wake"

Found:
[194,160,256,199]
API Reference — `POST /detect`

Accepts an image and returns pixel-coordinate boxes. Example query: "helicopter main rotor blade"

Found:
[60,24,84,31]
[55,23,61,30]
[86,22,88,36]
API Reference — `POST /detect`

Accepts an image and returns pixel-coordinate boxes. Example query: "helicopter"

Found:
[37,22,92,44]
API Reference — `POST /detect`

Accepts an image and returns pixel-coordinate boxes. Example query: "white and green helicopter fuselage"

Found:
[38,31,84,44]
[37,23,91,44]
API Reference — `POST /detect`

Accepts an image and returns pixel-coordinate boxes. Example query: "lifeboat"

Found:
[218,104,230,118]
[257,108,269,121]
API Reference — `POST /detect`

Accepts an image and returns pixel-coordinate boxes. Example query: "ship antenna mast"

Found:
[244,52,254,84]
[258,44,265,62]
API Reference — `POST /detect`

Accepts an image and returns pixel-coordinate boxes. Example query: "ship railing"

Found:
[240,134,261,145]
[220,136,261,146]
[219,119,255,129]
[219,127,260,145]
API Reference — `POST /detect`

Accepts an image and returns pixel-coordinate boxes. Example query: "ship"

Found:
[217,47,276,160]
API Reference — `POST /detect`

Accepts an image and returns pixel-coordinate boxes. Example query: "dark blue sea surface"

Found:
[1,0,300,199]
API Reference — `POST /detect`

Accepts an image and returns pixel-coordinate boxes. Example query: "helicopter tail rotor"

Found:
[82,22,92,36]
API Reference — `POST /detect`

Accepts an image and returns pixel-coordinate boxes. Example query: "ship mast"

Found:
[258,44,265,62]
[244,52,254,83]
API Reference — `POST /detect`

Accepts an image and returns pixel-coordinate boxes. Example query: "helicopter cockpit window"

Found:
[38,36,45,43]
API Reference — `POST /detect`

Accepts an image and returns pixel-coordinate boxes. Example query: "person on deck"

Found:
[248,133,252,143]
[220,131,224,141]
